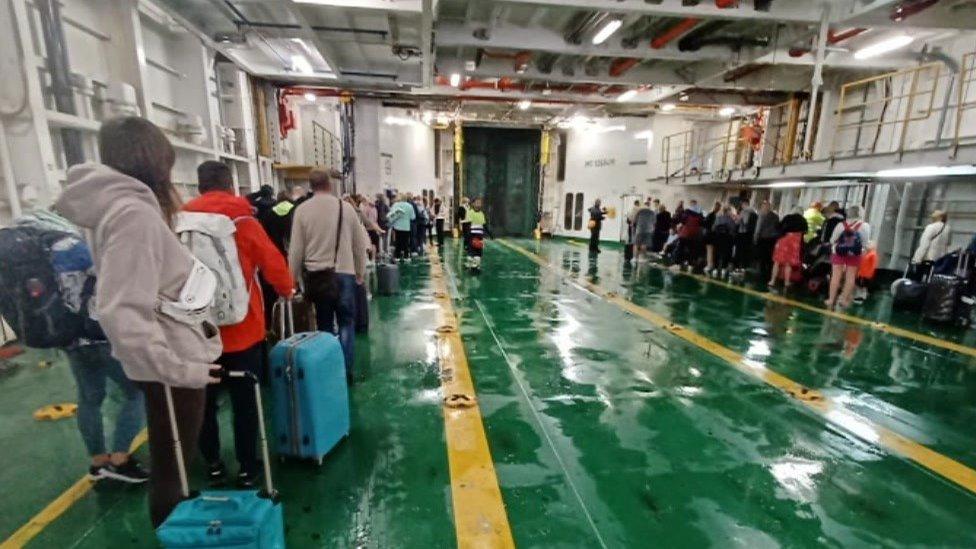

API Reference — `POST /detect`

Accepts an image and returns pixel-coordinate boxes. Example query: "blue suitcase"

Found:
[269,299,350,464]
[157,372,285,548]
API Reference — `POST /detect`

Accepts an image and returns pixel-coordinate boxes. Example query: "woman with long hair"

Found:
[769,206,808,289]
[825,205,872,309]
[56,117,222,527]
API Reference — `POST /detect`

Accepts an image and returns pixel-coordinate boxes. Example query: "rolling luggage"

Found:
[891,261,933,311]
[269,299,349,465]
[157,372,284,548]
[376,230,400,295]
[923,275,964,323]
[354,283,369,333]
[269,294,316,343]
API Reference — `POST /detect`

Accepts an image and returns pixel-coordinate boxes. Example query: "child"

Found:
[465,198,489,270]
[854,241,878,304]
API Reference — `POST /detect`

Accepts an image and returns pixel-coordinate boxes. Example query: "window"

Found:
[563,193,574,230]
[573,192,584,231]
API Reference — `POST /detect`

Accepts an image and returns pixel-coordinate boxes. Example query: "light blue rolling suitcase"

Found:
[269,299,350,465]
[157,372,285,548]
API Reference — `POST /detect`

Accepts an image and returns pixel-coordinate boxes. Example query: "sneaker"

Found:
[237,470,259,489]
[90,458,150,484]
[208,461,228,486]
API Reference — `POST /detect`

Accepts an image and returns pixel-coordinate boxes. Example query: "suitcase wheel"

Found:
[316,456,323,466]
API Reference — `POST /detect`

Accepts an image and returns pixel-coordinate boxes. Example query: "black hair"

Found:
[197,160,234,193]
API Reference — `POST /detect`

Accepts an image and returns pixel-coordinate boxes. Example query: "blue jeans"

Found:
[313,273,357,381]
[65,343,145,456]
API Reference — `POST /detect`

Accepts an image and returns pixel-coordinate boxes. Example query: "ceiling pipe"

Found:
[715,0,738,7]
[609,57,641,77]
[651,17,701,49]
[677,20,732,51]
[789,27,867,57]
[892,0,940,21]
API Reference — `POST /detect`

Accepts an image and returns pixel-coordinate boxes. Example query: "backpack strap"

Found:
[333,200,344,266]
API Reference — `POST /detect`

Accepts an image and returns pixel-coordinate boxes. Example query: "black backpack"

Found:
[0,222,104,348]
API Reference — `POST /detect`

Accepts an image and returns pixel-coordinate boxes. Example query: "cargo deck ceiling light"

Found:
[719,106,736,116]
[304,92,316,102]
[767,181,806,188]
[592,19,623,45]
[854,34,914,59]
[449,73,461,87]
[517,99,532,110]
[291,54,314,75]
[660,103,676,112]
[877,165,976,178]
[616,89,638,102]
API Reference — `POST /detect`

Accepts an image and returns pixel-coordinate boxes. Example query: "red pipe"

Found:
[788,27,867,57]
[651,17,701,49]
[609,57,640,77]
[715,0,738,8]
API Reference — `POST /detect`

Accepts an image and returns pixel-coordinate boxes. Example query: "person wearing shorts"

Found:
[825,205,871,309]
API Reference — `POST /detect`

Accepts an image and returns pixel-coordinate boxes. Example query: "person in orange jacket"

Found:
[183,161,295,488]
[854,241,878,305]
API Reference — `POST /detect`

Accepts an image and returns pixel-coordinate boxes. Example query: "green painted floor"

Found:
[1,238,975,547]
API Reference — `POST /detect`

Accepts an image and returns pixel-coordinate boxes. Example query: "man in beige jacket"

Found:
[288,170,368,383]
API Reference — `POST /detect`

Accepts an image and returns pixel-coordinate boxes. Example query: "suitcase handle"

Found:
[164,371,278,501]
[277,298,297,339]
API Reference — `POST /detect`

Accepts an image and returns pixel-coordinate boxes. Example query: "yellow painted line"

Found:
[429,252,515,549]
[1,429,148,549]
[498,239,976,496]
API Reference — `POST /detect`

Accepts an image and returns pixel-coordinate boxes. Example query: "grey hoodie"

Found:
[55,163,220,388]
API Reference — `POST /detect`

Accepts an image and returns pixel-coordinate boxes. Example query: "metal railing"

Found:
[311,121,342,172]
[830,62,944,159]
[953,51,976,157]
[762,97,810,166]
[661,118,753,183]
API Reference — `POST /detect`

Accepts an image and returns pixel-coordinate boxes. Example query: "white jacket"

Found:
[913,221,950,263]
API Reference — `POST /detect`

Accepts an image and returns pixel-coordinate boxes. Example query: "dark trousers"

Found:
[312,273,357,382]
[589,227,601,252]
[435,219,445,246]
[394,230,412,259]
[714,234,733,270]
[199,342,263,475]
[756,237,778,282]
[652,230,669,252]
[139,382,206,528]
[733,234,753,269]
[461,222,471,250]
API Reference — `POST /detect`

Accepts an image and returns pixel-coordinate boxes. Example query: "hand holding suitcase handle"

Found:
[164,371,279,503]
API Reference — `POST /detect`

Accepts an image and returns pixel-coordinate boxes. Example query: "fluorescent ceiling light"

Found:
[854,34,914,59]
[719,106,735,117]
[385,116,418,126]
[436,114,450,125]
[595,125,625,133]
[449,73,461,87]
[304,92,316,102]
[767,181,806,188]
[422,111,433,124]
[592,19,623,45]
[616,89,638,102]
[877,165,976,178]
[634,130,654,140]
[291,54,314,75]
[660,103,676,112]
[517,100,532,110]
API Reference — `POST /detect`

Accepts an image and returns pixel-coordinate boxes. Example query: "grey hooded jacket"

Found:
[55,163,221,388]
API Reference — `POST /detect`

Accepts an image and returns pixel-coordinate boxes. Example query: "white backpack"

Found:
[174,212,250,326]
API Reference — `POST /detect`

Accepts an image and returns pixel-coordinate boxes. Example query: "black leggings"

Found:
[394,230,412,259]
[199,343,263,475]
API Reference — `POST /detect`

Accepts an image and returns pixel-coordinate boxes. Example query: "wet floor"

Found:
[2,238,975,547]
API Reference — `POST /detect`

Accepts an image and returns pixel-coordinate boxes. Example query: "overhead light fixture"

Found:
[542,87,552,96]
[290,54,314,75]
[591,18,623,45]
[854,34,914,59]
[767,181,806,188]
[517,100,532,110]
[449,73,461,87]
[634,130,654,140]
[304,92,316,102]
[422,111,434,124]
[616,89,638,102]
[595,125,625,133]
[679,94,690,102]
[660,103,676,112]
[436,114,450,125]
[719,106,736,117]
[877,165,976,178]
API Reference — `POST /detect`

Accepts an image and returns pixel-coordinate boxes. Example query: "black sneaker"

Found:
[90,458,150,484]
[237,470,259,489]
[207,461,228,487]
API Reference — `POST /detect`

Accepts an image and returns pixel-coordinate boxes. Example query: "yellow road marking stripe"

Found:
[498,239,976,496]
[429,252,515,549]
[563,240,976,359]
[1,429,148,549]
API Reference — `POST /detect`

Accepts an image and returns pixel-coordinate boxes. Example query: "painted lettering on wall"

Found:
[584,158,616,168]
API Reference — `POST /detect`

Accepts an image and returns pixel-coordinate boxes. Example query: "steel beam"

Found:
[285,0,342,77]
[493,0,823,24]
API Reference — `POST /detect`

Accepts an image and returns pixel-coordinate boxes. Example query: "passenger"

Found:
[64,342,147,483]
[626,199,641,248]
[588,199,607,253]
[769,206,808,289]
[912,210,950,264]
[56,117,222,528]
[672,200,685,230]
[754,200,781,283]
[246,185,275,220]
[803,201,825,243]
[632,200,656,263]
[652,201,671,253]
[465,198,490,269]
[389,194,417,261]
[375,192,390,238]
[433,197,446,247]
[675,204,703,267]
[458,196,471,249]
[733,200,758,272]
[854,241,878,304]
[710,206,737,278]
[410,195,425,256]
[183,161,294,488]
[825,205,871,310]
[424,198,435,243]
[703,201,721,273]
[358,194,382,259]
[819,201,845,247]
[288,169,368,383]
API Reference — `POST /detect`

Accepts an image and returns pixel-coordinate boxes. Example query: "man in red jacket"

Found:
[184,161,294,488]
